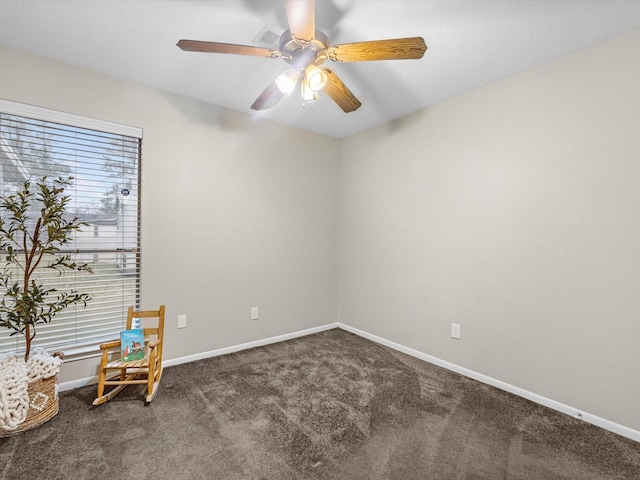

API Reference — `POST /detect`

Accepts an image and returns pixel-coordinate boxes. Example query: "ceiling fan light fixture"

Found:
[301,80,319,105]
[275,69,300,95]
[305,65,328,92]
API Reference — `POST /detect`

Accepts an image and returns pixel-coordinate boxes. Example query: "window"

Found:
[0,99,142,355]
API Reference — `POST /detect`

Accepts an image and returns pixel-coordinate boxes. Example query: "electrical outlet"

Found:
[177,314,187,329]
[451,323,461,339]
[251,307,259,320]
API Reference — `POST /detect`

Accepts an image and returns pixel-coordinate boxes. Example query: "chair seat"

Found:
[106,358,150,369]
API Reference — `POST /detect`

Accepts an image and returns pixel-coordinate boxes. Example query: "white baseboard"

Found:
[162,322,339,368]
[58,322,340,393]
[338,322,640,443]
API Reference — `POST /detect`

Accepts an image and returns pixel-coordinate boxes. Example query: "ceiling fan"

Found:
[177,0,427,113]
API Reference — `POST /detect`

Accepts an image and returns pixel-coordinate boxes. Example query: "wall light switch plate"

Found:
[251,307,259,320]
[451,323,461,339]
[177,314,187,329]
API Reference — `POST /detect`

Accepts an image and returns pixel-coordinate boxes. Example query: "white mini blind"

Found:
[0,99,142,355]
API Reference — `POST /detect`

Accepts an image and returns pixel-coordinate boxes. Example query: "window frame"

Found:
[0,98,143,359]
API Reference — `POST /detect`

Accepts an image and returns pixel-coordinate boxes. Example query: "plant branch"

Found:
[0,177,93,360]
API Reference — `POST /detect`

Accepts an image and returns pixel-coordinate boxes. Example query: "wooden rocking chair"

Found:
[92,305,165,406]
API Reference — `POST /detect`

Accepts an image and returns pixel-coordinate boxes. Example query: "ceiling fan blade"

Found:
[284,0,315,43]
[177,39,279,58]
[323,69,361,113]
[327,37,427,62]
[251,81,285,111]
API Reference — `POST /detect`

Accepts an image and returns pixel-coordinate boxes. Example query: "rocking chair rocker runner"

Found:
[93,305,165,406]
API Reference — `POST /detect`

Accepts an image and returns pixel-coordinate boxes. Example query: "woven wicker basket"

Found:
[0,374,59,437]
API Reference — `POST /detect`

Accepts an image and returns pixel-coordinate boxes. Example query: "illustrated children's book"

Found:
[121,328,145,363]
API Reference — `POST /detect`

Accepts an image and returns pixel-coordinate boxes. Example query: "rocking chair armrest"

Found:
[148,339,161,349]
[98,340,121,350]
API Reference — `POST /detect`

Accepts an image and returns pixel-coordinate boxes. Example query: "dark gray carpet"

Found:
[1,328,638,479]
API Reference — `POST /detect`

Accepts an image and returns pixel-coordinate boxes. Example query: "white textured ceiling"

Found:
[1,0,640,138]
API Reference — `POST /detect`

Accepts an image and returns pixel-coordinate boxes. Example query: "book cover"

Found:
[121,328,145,363]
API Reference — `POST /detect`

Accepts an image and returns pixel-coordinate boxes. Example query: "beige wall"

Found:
[0,44,340,383]
[339,29,640,431]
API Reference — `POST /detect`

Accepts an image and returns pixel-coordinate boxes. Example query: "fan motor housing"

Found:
[280,29,329,69]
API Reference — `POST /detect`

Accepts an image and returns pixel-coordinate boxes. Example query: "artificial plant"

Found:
[0,177,92,360]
